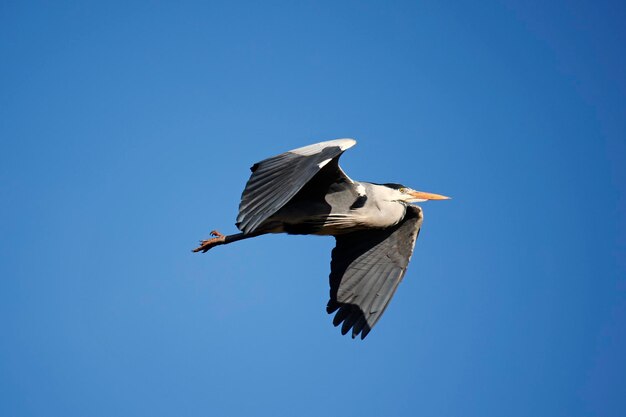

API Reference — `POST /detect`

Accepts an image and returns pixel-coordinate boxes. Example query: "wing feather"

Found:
[236,139,356,234]
[327,205,423,339]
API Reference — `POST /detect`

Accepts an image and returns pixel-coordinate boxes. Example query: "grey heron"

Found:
[193,139,449,339]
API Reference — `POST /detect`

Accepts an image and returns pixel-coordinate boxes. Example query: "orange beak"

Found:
[409,191,451,200]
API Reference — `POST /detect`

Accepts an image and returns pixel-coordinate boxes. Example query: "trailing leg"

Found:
[192,230,264,253]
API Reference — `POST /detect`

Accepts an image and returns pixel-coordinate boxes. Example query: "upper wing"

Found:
[236,138,356,234]
[326,205,423,339]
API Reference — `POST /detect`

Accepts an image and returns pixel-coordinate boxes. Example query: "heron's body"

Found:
[194,139,449,339]
[264,181,408,235]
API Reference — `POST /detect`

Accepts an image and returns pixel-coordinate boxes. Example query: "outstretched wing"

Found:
[236,138,356,234]
[326,205,423,339]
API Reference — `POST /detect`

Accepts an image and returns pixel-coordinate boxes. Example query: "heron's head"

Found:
[383,183,451,203]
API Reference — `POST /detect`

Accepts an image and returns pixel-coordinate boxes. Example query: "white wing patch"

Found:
[317,158,333,168]
[289,138,356,156]
[355,183,366,196]
[338,139,356,151]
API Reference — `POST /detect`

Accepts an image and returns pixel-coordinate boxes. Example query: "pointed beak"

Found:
[409,190,451,201]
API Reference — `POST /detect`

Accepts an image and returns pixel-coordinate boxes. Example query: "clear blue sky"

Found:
[1,1,625,416]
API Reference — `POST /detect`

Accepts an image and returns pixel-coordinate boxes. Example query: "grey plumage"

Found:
[193,139,449,339]
[236,140,353,234]
[326,206,423,339]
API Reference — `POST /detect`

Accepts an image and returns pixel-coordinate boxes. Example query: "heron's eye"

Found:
[399,187,407,193]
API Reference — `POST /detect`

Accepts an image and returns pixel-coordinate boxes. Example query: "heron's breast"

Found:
[358,201,406,229]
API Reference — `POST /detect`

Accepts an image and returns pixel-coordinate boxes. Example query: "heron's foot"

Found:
[192,230,226,253]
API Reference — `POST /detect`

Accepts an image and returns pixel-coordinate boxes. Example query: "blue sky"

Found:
[1,1,625,416]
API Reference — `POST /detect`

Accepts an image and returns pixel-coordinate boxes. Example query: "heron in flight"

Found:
[193,139,449,339]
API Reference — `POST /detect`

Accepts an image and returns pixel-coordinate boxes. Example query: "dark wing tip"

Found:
[360,326,371,339]
[326,300,340,314]
[327,303,372,340]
